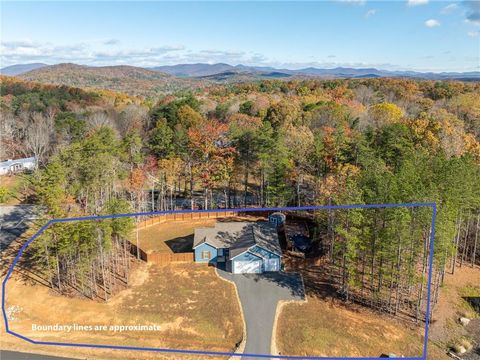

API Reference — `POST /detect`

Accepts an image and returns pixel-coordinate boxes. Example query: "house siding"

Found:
[249,245,281,272]
[194,243,218,264]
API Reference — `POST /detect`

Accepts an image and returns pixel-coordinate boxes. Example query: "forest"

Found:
[1,75,479,317]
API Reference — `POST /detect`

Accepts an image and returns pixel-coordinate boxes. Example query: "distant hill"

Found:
[0,63,48,76]
[18,63,202,97]
[151,63,480,81]
[152,63,235,77]
[196,70,292,82]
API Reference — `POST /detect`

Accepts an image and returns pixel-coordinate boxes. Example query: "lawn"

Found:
[275,255,450,359]
[135,219,216,254]
[275,295,449,359]
[0,175,25,205]
[134,215,264,254]
[3,262,243,359]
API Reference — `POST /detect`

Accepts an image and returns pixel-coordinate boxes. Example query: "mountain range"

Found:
[145,63,480,81]
[2,62,479,81]
[1,62,478,97]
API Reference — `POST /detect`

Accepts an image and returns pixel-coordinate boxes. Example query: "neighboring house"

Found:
[0,157,36,175]
[193,221,282,274]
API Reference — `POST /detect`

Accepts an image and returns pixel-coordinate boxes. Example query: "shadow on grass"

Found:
[463,296,480,314]
[165,235,194,253]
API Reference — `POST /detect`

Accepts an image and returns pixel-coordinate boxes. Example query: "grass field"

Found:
[276,255,451,359]
[2,262,243,359]
[135,219,216,254]
[275,295,449,359]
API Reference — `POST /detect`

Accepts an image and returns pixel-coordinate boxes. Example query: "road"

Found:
[0,350,78,360]
[218,270,305,359]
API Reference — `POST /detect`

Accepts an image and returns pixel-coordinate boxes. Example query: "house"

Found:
[0,157,36,175]
[193,221,282,274]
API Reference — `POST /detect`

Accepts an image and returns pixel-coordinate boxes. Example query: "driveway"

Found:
[0,205,38,251]
[218,269,305,359]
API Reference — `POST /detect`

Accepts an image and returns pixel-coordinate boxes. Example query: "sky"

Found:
[1,0,479,72]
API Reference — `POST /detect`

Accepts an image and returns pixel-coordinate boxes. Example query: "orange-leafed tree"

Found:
[188,119,236,209]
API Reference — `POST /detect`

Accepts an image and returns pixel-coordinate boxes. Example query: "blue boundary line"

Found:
[2,203,436,360]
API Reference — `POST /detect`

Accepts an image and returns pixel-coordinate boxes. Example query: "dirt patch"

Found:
[430,266,480,342]
[430,265,480,358]
[2,262,243,359]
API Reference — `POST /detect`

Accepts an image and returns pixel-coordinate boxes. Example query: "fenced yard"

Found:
[131,211,238,265]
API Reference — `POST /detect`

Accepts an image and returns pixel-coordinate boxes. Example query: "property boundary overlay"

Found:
[1,203,437,360]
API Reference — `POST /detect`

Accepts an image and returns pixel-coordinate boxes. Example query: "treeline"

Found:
[1,76,479,306]
[31,200,134,300]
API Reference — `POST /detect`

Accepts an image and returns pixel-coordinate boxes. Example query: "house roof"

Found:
[193,221,281,258]
[0,157,36,168]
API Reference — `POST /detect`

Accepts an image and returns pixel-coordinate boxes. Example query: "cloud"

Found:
[441,3,458,14]
[102,39,120,46]
[365,9,377,17]
[336,0,366,5]
[463,0,480,25]
[425,19,441,27]
[0,39,270,68]
[407,0,429,7]
[467,30,479,37]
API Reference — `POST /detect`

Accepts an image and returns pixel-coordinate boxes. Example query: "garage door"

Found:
[233,259,262,274]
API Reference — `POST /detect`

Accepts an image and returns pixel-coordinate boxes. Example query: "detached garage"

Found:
[193,221,282,274]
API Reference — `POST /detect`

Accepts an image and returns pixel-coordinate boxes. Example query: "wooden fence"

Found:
[146,252,194,264]
[131,210,238,265]
[136,210,238,229]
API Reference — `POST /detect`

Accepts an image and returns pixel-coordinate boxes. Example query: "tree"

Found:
[368,102,404,127]
[148,119,174,158]
[188,119,236,209]
[21,111,55,168]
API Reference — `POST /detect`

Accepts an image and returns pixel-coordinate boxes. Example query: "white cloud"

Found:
[337,0,366,5]
[365,9,377,17]
[0,39,269,68]
[102,39,120,46]
[425,19,441,27]
[441,3,458,14]
[467,31,479,37]
[407,0,429,7]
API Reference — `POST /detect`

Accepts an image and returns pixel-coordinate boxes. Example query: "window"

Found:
[201,250,211,260]
[218,248,224,256]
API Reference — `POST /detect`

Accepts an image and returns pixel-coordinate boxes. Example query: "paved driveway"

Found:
[218,269,305,359]
[0,205,38,251]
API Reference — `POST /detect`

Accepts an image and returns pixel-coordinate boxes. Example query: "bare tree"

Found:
[118,104,149,136]
[21,111,55,168]
[0,111,19,159]
[88,112,118,132]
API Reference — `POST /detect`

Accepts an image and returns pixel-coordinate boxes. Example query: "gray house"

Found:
[193,222,282,274]
[0,157,36,175]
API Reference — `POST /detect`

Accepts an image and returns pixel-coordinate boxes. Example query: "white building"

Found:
[0,157,36,175]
